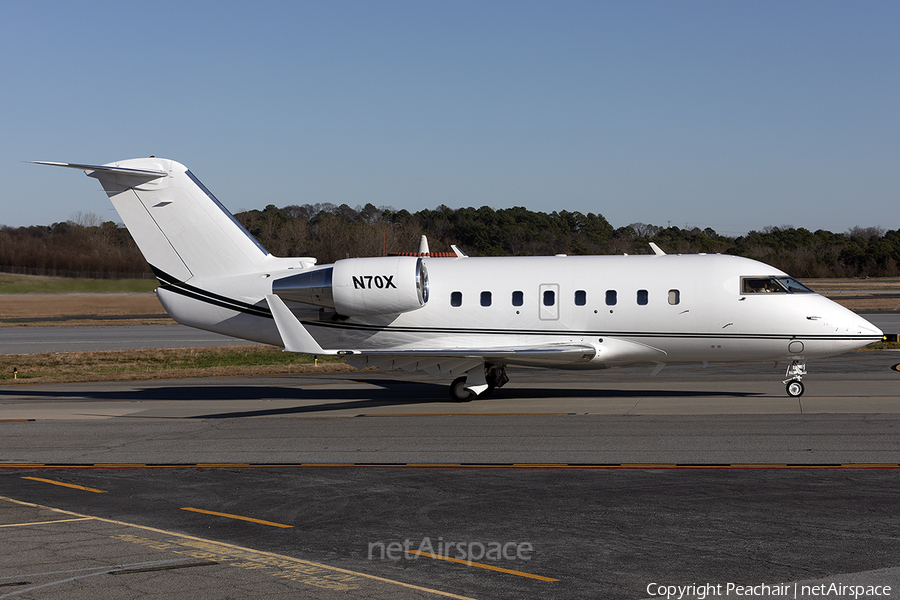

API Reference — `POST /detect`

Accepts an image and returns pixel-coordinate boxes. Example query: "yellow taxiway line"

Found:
[0,495,479,600]
[21,476,107,493]
[406,550,558,581]
[181,506,294,528]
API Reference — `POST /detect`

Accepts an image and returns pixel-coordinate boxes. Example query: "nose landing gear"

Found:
[783,360,807,397]
[785,379,805,397]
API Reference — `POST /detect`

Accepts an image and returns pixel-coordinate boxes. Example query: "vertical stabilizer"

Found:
[34,158,269,284]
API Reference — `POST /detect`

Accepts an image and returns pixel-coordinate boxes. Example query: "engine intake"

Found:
[272,256,429,316]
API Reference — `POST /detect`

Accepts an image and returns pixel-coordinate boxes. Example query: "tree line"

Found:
[1,204,898,279]
[0,212,150,278]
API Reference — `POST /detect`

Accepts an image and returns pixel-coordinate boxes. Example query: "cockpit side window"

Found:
[741,277,815,294]
[742,277,785,294]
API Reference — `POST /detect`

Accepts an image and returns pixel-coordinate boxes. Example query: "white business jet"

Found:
[33,158,883,399]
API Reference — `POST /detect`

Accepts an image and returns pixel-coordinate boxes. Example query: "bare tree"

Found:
[68,211,102,227]
[847,226,886,239]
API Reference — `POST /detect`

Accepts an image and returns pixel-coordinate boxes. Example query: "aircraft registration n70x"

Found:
[34,157,883,399]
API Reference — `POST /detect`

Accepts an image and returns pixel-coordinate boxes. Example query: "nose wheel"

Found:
[785,379,805,397]
[783,360,807,397]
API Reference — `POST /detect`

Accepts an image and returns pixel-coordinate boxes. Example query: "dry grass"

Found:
[0,346,353,385]
[800,278,900,313]
[803,277,900,291]
[830,297,900,312]
[0,293,170,326]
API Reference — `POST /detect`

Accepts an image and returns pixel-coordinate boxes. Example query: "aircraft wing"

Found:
[266,294,599,374]
[340,345,599,376]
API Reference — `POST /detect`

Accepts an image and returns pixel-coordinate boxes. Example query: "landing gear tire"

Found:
[786,379,805,398]
[449,376,474,402]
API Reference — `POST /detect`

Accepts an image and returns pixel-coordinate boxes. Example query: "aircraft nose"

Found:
[822,301,883,345]
[850,313,883,339]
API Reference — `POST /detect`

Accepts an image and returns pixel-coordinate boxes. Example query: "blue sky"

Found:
[2,1,898,236]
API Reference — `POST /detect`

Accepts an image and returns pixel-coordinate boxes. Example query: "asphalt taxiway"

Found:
[0,323,256,353]
[2,352,900,599]
[0,355,900,464]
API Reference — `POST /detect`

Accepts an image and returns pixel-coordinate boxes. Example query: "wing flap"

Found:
[342,346,598,375]
[351,345,598,364]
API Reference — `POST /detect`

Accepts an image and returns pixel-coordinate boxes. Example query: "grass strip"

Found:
[0,342,889,386]
[0,346,349,385]
[0,274,158,294]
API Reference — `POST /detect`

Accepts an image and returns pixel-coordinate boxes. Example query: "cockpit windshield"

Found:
[741,277,815,294]
[776,277,815,293]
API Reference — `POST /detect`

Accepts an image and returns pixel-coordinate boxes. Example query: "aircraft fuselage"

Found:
[157,253,880,370]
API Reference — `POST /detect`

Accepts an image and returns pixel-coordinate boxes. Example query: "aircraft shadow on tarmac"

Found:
[0,378,762,419]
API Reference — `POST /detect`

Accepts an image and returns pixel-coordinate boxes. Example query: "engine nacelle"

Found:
[272,256,429,316]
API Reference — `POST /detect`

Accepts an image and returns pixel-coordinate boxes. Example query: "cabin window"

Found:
[574,290,587,306]
[668,289,680,305]
[543,289,556,306]
[512,291,524,306]
[637,289,648,305]
[605,290,617,306]
[480,291,492,307]
[451,291,462,307]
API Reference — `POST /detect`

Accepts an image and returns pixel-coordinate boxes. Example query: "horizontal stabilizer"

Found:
[29,161,167,178]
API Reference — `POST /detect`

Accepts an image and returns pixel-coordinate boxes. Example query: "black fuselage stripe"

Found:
[159,284,273,318]
[301,320,878,342]
[151,264,272,319]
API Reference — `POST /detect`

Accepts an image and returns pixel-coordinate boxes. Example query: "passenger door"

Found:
[539,284,559,320]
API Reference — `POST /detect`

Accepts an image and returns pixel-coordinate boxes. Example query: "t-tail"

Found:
[32,158,271,285]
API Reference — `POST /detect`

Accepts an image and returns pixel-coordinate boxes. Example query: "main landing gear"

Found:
[449,377,474,402]
[783,360,807,397]
[449,364,508,402]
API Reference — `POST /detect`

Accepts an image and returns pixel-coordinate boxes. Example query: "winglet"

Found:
[649,242,666,256]
[265,294,337,355]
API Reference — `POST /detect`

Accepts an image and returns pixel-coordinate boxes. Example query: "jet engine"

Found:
[272,256,429,316]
